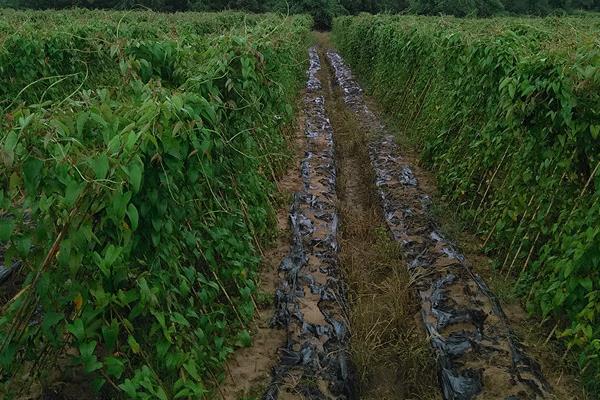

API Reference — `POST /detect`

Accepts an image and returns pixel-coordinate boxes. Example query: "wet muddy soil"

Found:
[249,47,353,400]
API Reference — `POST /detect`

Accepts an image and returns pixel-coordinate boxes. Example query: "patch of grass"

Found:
[340,212,439,400]
[254,290,274,309]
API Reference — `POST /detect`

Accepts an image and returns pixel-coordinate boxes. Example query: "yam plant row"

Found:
[332,14,600,394]
[0,10,310,399]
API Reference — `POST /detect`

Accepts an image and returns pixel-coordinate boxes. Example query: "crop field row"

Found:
[2,7,600,400]
[332,14,600,393]
[0,10,294,104]
[0,10,310,399]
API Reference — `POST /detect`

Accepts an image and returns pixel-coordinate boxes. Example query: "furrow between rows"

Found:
[263,47,353,400]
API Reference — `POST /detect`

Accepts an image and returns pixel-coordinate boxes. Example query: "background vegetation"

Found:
[332,14,600,396]
[2,0,600,28]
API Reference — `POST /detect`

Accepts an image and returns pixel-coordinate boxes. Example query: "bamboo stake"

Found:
[208,369,227,400]
[0,200,82,357]
[476,144,527,233]
[519,230,541,277]
[396,69,418,125]
[210,268,247,330]
[556,158,600,239]
[476,172,510,233]
[505,199,542,277]
[505,149,569,272]
[408,77,433,130]
[469,169,490,210]
[498,193,536,271]
[544,322,559,345]
[472,145,511,224]
[526,162,600,303]
[498,146,573,280]
[481,190,520,248]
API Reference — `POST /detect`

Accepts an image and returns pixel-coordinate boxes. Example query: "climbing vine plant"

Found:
[0,10,310,399]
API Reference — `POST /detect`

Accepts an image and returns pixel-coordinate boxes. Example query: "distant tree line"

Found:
[3,0,600,27]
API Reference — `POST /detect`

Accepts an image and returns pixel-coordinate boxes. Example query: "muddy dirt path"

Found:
[220,88,306,400]
[324,46,551,399]
[223,38,589,400]
[261,46,352,400]
[222,45,353,400]
[315,44,440,400]
[223,42,438,400]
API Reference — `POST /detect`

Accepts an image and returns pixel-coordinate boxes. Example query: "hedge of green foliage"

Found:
[333,14,600,394]
[8,0,600,22]
[0,9,281,105]
[0,11,311,399]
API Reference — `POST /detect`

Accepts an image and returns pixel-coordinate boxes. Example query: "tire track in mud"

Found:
[325,50,551,400]
[263,47,353,400]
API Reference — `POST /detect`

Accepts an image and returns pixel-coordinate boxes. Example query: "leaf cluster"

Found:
[0,11,311,399]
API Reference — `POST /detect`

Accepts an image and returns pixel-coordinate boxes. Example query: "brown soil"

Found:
[439,222,591,400]
[222,35,440,400]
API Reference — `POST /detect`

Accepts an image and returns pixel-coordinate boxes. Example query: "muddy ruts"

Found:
[326,49,550,400]
[263,47,352,400]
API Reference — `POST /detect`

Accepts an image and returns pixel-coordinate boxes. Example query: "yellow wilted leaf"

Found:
[74,293,83,312]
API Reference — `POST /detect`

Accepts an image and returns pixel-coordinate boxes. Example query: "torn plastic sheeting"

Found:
[307,47,322,93]
[0,254,20,285]
[400,166,418,186]
[326,49,549,400]
[439,367,483,400]
[0,263,17,285]
[264,47,353,400]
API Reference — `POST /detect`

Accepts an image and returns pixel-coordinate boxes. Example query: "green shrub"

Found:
[0,11,310,399]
